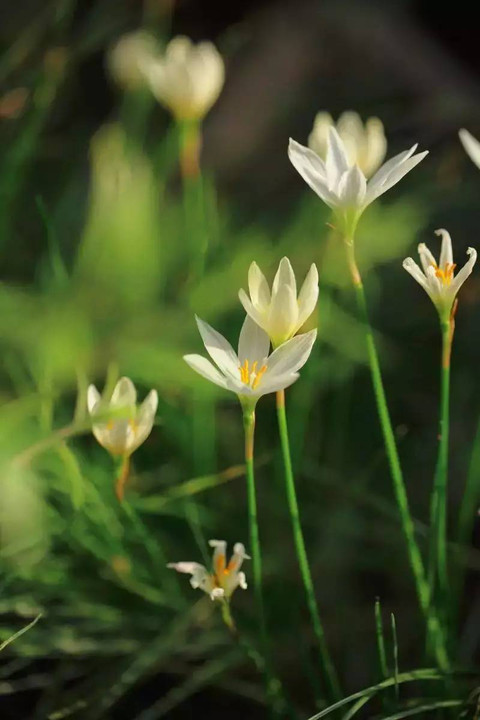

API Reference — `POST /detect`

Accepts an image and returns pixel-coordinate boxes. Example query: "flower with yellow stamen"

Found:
[167,539,249,601]
[183,315,316,410]
[403,229,477,318]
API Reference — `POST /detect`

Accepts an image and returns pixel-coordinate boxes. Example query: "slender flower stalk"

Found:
[276,388,341,700]
[403,229,477,612]
[345,240,449,669]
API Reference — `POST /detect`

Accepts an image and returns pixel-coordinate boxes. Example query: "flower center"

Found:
[433,262,456,286]
[238,359,267,390]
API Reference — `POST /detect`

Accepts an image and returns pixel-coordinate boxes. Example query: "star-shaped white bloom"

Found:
[308,111,387,178]
[168,539,249,601]
[288,127,428,236]
[239,257,318,347]
[403,229,477,318]
[459,128,480,170]
[87,377,158,457]
[184,315,316,408]
[142,35,224,121]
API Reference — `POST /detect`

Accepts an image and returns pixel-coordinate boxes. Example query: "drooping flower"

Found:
[238,257,318,347]
[308,111,387,178]
[402,229,477,318]
[459,128,480,169]
[168,539,249,601]
[107,31,158,91]
[87,377,158,457]
[288,127,428,236]
[184,315,316,409]
[142,36,225,121]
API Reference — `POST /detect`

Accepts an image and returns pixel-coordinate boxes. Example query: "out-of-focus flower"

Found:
[107,31,158,91]
[184,316,316,408]
[308,111,387,178]
[168,539,249,601]
[239,257,318,347]
[143,36,224,121]
[87,377,158,457]
[0,88,29,120]
[459,128,480,169]
[288,127,428,236]
[403,229,477,318]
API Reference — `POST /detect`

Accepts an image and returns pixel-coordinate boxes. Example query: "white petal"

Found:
[237,315,270,366]
[131,389,158,451]
[425,265,443,296]
[238,289,266,329]
[288,138,339,207]
[183,354,229,390]
[366,151,428,205]
[436,228,453,269]
[247,262,270,309]
[237,571,248,590]
[337,166,367,206]
[111,377,137,408]
[266,330,317,377]
[402,258,430,294]
[450,247,477,295]
[366,146,417,198]
[267,283,298,343]
[195,316,239,379]
[297,263,319,328]
[256,371,300,395]
[272,257,297,297]
[418,243,437,275]
[167,561,205,575]
[325,126,350,186]
[87,385,101,414]
[459,129,480,169]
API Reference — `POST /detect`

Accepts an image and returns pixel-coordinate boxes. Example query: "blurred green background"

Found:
[1,0,480,717]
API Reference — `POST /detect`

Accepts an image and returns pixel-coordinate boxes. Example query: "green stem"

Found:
[429,319,453,612]
[242,408,286,717]
[276,389,340,701]
[344,240,449,671]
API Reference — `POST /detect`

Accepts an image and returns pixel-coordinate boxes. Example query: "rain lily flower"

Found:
[308,111,387,178]
[239,257,318,347]
[288,127,428,237]
[403,229,477,319]
[459,128,480,169]
[184,315,316,409]
[142,36,225,121]
[87,377,158,458]
[107,31,158,91]
[168,539,249,601]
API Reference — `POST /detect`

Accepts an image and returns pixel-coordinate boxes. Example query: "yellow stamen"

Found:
[433,262,456,286]
[238,359,268,390]
[252,365,267,389]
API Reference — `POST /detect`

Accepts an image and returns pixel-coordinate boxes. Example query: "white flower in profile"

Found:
[87,377,158,457]
[142,36,224,121]
[308,111,387,178]
[184,315,316,408]
[288,127,428,236]
[239,257,318,347]
[107,31,158,91]
[459,129,480,169]
[168,539,249,601]
[403,229,477,318]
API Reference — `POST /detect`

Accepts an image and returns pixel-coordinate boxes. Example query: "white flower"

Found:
[184,315,316,407]
[308,111,387,178]
[288,127,428,236]
[238,257,318,347]
[403,229,477,318]
[142,36,224,121]
[168,539,249,601]
[107,31,158,91]
[87,377,158,457]
[459,129,480,169]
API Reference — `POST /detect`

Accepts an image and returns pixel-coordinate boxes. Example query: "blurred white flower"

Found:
[107,31,158,91]
[143,36,224,121]
[87,377,158,457]
[308,111,387,178]
[184,315,316,407]
[459,128,480,169]
[288,127,428,236]
[403,229,477,318]
[168,539,249,601]
[239,257,318,347]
